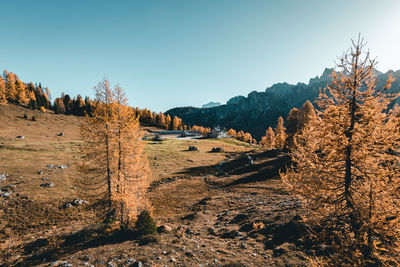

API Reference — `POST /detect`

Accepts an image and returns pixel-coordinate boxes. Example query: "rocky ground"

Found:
[0,104,317,266]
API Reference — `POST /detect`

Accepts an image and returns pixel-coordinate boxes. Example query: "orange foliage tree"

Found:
[80,78,150,227]
[0,75,6,104]
[260,127,275,149]
[274,116,286,150]
[281,37,400,265]
[227,128,237,137]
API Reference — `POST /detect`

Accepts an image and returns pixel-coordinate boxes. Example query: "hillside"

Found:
[166,68,400,139]
[0,104,315,266]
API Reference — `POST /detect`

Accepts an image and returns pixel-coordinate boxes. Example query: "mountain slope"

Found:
[166,68,400,139]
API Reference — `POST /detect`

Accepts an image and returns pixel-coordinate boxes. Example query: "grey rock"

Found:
[0,174,6,182]
[73,198,88,205]
[210,147,223,153]
[0,192,11,197]
[57,132,64,136]
[185,250,194,257]
[58,165,68,169]
[47,164,55,168]
[158,224,173,233]
[40,182,54,188]
[16,136,25,139]
[132,262,143,267]
[38,171,44,175]
[188,146,198,151]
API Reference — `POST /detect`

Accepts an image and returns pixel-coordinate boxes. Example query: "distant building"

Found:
[181,130,202,137]
[152,130,202,138]
[207,126,227,138]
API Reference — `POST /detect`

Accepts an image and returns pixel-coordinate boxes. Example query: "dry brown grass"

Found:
[0,104,309,266]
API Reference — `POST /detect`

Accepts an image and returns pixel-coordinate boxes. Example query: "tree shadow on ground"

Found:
[12,199,139,266]
[176,149,291,186]
[15,225,137,266]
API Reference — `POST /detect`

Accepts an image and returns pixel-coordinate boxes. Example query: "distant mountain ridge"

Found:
[202,101,221,108]
[166,68,400,140]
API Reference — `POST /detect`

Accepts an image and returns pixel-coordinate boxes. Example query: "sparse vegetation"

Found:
[135,210,157,237]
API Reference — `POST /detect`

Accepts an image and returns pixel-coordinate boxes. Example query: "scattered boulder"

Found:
[47,164,55,168]
[247,155,254,165]
[157,224,173,233]
[0,191,11,198]
[57,132,64,137]
[38,171,44,175]
[58,165,68,169]
[63,198,88,208]
[132,261,143,267]
[16,136,25,139]
[73,198,88,205]
[0,174,6,182]
[210,147,224,153]
[188,146,198,151]
[184,250,194,257]
[40,182,54,188]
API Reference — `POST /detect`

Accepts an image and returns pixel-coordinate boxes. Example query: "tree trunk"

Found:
[105,122,112,211]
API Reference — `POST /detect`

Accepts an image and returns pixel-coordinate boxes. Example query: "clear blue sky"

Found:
[1,0,399,112]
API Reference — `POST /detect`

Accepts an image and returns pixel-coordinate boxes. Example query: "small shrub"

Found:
[135,210,157,237]
[31,116,36,121]
[39,106,45,112]
[23,114,27,119]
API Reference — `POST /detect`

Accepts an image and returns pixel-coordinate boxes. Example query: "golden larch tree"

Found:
[4,72,17,102]
[274,116,286,150]
[0,76,6,104]
[281,37,400,265]
[227,128,237,137]
[286,107,300,148]
[260,127,275,149]
[80,78,116,212]
[165,114,172,130]
[113,86,150,228]
[172,116,182,130]
[15,80,29,106]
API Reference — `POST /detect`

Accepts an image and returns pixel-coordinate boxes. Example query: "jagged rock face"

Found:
[166,69,400,140]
